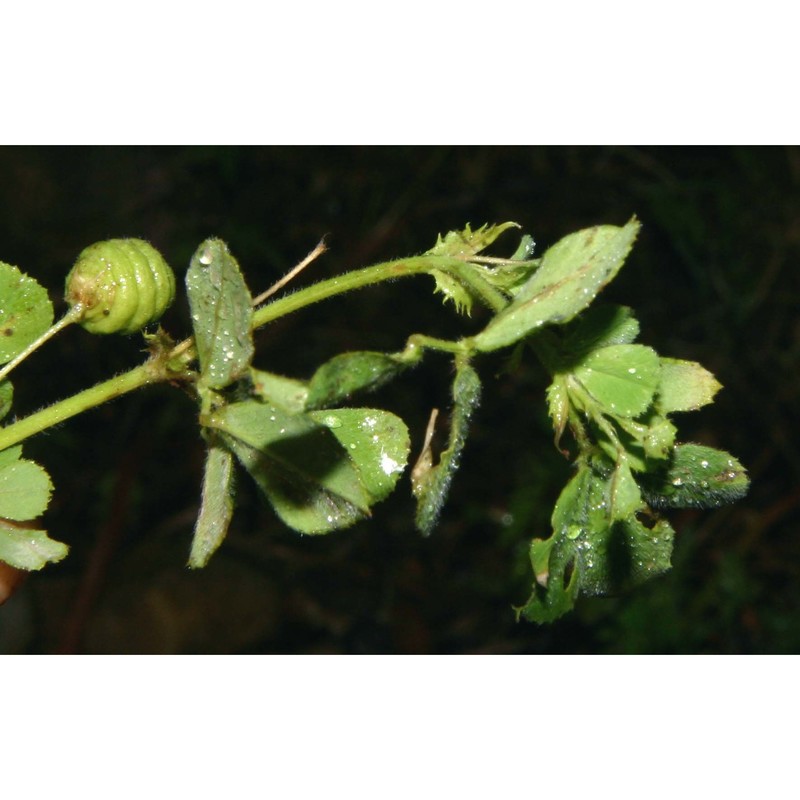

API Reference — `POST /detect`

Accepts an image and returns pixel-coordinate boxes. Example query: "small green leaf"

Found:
[186,238,254,390]
[0,457,53,520]
[640,443,750,509]
[473,217,640,352]
[412,360,481,536]
[656,358,722,414]
[305,351,414,410]
[207,399,371,534]
[250,368,309,413]
[0,261,55,364]
[0,381,13,421]
[572,344,661,418]
[188,441,235,569]
[310,408,410,503]
[426,222,520,258]
[0,523,68,570]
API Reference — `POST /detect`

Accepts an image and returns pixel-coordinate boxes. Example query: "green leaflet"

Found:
[571,344,661,419]
[0,524,68,571]
[252,370,411,503]
[656,358,722,414]
[0,261,55,363]
[309,408,410,504]
[184,239,257,567]
[0,455,53,520]
[195,368,412,545]
[188,441,235,569]
[473,217,640,352]
[186,238,254,391]
[206,399,372,534]
[412,360,481,536]
[305,350,416,410]
[639,443,750,510]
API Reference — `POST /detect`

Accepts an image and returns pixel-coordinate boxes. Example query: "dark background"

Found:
[0,146,797,653]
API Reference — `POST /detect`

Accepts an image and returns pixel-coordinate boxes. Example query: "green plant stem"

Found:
[253,258,427,328]
[0,360,163,451]
[403,334,469,356]
[252,255,507,329]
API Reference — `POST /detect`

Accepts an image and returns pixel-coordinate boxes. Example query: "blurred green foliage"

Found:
[0,146,797,653]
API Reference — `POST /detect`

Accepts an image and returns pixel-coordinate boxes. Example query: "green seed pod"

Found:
[65,238,176,334]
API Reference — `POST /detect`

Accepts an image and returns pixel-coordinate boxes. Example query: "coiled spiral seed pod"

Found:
[65,238,176,334]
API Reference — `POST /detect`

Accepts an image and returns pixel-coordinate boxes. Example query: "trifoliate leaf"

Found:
[186,239,254,391]
[0,523,68,570]
[207,399,371,534]
[188,441,235,569]
[412,360,481,536]
[473,217,640,352]
[639,444,749,509]
[309,408,410,503]
[572,344,661,419]
[0,261,55,364]
[0,457,53,520]
[656,358,722,414]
